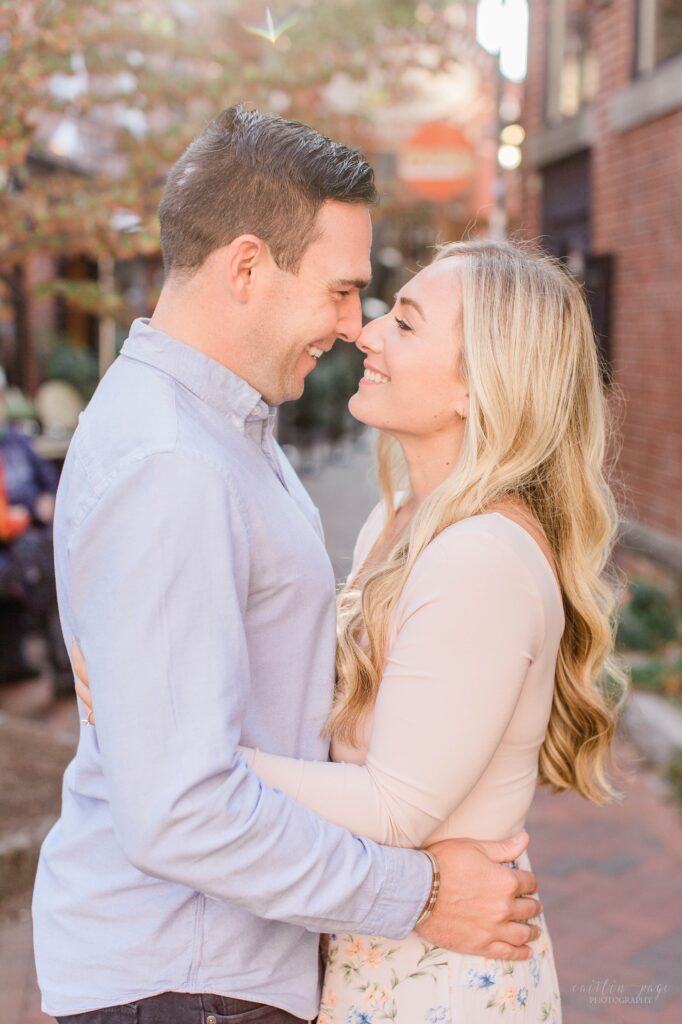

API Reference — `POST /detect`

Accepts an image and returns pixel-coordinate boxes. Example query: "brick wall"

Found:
[522,0,682,543]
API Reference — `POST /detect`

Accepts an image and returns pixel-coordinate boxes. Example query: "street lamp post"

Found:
[476,0,528,240]
[98,256,116,379]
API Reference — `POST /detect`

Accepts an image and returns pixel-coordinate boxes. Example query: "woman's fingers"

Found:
[71,640,95,721]
[70,639,89,684]
[74,677,92,711]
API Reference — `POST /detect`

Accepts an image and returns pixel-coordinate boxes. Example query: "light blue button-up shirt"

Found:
[32,319,430,1019]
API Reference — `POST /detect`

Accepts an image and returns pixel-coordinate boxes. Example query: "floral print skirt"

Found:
[317,861,561,1024]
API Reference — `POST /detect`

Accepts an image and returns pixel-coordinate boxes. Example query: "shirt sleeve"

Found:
[244,522,545,847]
[68,449,431,936]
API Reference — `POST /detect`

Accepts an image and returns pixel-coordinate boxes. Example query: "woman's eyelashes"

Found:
[394,316,413,332]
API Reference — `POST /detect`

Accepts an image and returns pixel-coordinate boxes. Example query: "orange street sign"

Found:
[398,122,475,201]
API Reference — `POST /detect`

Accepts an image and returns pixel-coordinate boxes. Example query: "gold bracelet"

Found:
[415,850,440,928]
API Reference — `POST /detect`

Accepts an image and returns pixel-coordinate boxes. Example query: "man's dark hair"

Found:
[158,104,377,277]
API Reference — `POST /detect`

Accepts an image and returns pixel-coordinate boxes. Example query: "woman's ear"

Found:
[454,395,469,420]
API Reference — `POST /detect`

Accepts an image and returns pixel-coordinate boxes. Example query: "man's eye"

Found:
[337,290,351,298]
[395,317,412,332]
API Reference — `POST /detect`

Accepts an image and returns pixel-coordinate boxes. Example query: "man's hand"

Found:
[416,832,541,960]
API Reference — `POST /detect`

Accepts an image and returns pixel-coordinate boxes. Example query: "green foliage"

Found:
[616,579,680,652]
[1,1,472,323]
[629,657,682,709]
[667,749,682,809]
[4,388,36,423]
[41,336,99,399]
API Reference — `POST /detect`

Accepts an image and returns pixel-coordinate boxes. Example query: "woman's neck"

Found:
[398,427,464,504]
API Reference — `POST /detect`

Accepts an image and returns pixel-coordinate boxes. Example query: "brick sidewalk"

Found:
[527,739,682,1022]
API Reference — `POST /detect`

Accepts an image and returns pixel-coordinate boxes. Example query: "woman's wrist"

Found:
[415,849,440,928]
[237,744,257,766]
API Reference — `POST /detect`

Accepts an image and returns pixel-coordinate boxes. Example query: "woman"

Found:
[76,240,625,1023]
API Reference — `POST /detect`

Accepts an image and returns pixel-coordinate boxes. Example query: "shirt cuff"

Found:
[357,844,432,940]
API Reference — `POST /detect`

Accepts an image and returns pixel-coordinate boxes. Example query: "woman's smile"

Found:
[361,361,391,385]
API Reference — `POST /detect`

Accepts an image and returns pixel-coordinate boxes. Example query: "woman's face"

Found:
[349,258,469,439]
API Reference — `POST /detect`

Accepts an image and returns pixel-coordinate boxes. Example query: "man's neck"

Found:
[149,282,247,380]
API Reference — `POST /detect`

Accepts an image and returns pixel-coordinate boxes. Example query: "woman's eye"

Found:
[394,316,412,332]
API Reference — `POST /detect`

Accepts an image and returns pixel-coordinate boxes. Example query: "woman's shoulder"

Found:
[420,510,525,555]
[406,513,561,612]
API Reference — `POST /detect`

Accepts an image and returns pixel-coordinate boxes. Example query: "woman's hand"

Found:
[71,640,96,725]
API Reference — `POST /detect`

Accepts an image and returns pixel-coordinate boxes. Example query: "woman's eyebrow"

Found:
[395,293,426,321]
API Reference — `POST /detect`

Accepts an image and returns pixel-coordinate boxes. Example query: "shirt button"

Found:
[206,1016,217,1024]
[253,403,264,416]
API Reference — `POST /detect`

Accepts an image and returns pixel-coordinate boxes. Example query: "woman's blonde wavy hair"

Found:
[327,239,627,804]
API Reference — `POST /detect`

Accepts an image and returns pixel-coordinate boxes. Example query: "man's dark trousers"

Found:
[56,991,310,1023]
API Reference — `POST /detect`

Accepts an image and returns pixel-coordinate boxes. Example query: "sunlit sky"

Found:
[476,0,529,82]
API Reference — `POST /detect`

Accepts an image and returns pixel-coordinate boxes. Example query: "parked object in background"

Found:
[0,459,38,684]
[0,461,31,544]
[32,379,86,463]
[0,370,70,692]
[33,380,84,439]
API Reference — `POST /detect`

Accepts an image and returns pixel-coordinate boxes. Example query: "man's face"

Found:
[250,201,372,405]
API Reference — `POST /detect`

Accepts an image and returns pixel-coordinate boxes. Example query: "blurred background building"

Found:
[1,0,527,449]
[521,0,682,567]
[1,5,682,1023]
[1,0,680,547]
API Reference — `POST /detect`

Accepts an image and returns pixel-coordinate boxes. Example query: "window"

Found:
[546,0,599,123]
[636,0,682,74]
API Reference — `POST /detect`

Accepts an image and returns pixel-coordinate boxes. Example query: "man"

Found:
[33,106,541,1024]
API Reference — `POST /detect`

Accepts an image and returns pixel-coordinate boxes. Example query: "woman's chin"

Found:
[348,390,377,428]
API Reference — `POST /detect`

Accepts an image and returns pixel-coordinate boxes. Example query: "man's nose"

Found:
[336,294,364,344]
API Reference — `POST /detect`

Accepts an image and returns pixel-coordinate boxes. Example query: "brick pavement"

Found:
[1,436,681,1024]
[527,740,682,1023]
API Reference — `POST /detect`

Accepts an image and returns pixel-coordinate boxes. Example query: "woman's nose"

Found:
[355,316,386,354]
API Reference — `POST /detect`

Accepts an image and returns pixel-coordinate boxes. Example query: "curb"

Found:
[0,815,58,902]
[0,712,75,902]
[623,691,682,767]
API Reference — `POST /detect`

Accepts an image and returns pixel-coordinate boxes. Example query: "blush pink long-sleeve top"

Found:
[243,508,565,848]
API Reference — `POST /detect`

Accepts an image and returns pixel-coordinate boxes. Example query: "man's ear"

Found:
[224,235,270,303]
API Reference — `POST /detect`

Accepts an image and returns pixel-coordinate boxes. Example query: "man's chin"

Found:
[274,379,306,405]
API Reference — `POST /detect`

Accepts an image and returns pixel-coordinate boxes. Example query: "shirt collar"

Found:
[120,318,274,428]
